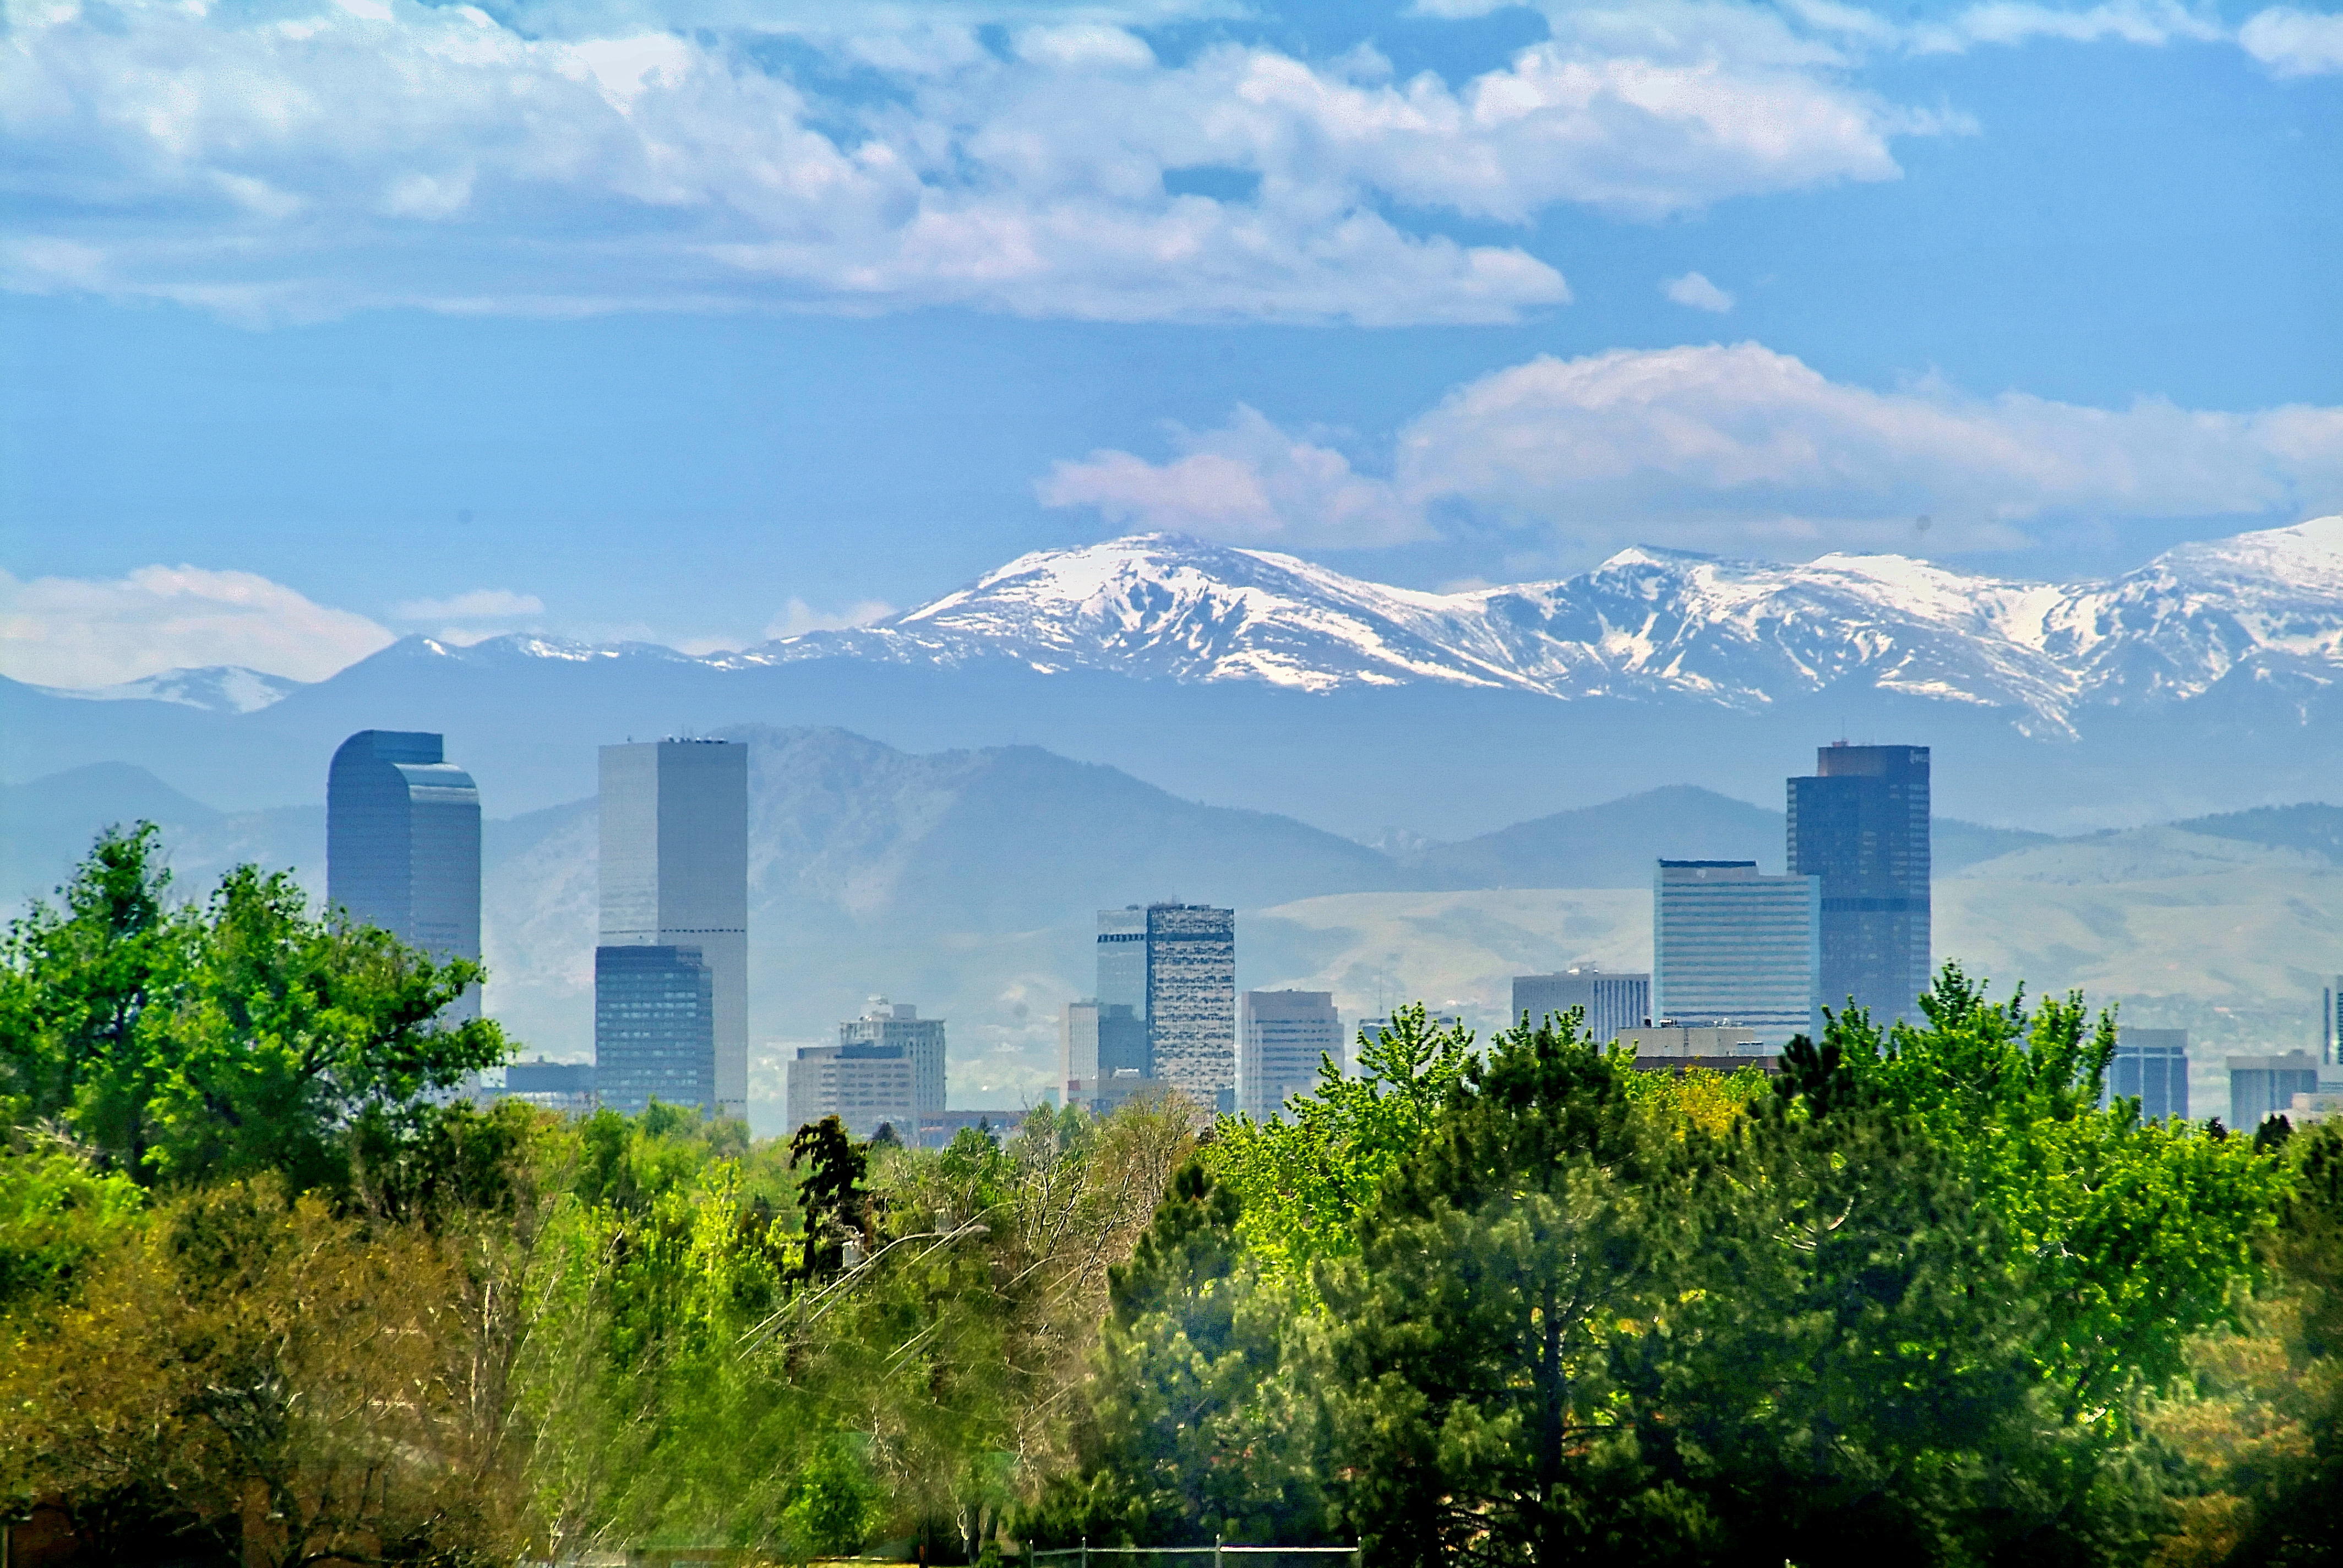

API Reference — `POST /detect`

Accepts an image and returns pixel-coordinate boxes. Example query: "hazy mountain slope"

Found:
[0,763,221,905]
[1410,786,1785,888]
[2172,803,2343,863]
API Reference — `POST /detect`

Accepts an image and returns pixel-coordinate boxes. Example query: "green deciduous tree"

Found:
[1,825,507,1190]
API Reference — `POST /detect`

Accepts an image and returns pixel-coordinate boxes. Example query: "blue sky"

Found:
[2,0,2339,686]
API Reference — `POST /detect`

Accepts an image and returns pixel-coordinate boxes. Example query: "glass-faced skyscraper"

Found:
[597,739,748,1118]
[595,945,715,1115]
[1788,743,1931,1025]
[1097,903,1236,1110]
[326,730,481,1020]
[1651,861,1819,1044]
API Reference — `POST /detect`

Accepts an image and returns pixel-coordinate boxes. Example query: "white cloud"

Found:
[0,0,1970,323]
[762,597,898,640]
[0,564,394,688]
[391,588,547,620]
[1039,405,1429,546]
[2239,7,2343,75]
[1663,270,1735,312]
[1040,343,2343,558]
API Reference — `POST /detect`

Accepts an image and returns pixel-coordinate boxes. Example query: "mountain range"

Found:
[12,519,2343,835]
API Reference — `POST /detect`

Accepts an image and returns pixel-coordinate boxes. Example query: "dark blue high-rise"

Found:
[327,730,481,1020]
[1787,743,1931,1026]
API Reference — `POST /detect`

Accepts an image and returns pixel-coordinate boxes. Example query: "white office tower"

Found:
[1652,860,1821,1047]
[598,740,749,1119]
[842,997,947,1123]
[787,1043,916,1141]
[1240,990,1341,1119]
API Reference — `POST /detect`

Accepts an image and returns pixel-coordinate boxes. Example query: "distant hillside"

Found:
[1,763,221,905]
[1408,785,2055,889]
[2174,803,2343,863]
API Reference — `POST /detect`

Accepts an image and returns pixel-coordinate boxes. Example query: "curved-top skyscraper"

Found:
[327,730,482,1021]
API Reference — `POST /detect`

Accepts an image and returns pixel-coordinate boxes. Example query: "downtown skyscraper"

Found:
[596,739,748,1118]
[1652,861,1819,1045]
[326,730,481,1020]
[1788,743,1932,1025]
[1097,903,1236,1111]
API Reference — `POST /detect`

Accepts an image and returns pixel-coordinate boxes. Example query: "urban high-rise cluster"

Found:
[787,998,949,1142]
[1093,903,1238,1110]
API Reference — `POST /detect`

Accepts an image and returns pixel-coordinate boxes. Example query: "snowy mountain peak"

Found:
[324,516,2343,734]
[34,666,304,714]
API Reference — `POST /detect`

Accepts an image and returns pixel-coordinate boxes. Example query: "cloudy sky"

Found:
[3,0,2339,685]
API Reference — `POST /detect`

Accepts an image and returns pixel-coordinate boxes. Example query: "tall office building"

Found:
[842,998,946,1121]
[1513,967,1649,1045]
[1788,743,1931,1025]
[2231,1053,2321,1132]
[1240,990,1341,1119]
[2104,1027,2189,1121]
[787,1042,917,1141]
[2326,978,2342,1066]
[327,730,481,1021]
[594,945,715,1115]
[1652,861,1820,1046]
[1097,903,1236,1109]
[1061,999,1148,1108]
[597,740,749,1118]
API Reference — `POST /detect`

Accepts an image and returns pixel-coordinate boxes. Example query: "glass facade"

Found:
[1788,743,1931,1026]
[593,944,715,1115]
[599,740,749,1117]
[1097,903,1236,1109]
[1061,999,1147,1108]
[1239,989,1340,1119]
[326,730,481,1021]
[1652,860,1820,1045]
[1512,968,1650,1045]
[2103,1027,2189,1121]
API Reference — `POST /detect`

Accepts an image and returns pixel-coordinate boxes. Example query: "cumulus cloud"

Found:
[762,597,898,640]
[2238,7,2343,75]
[0,0,1975,323]
[1040,406,1429,547]
[0,565,394,688]
[1040,343,2343,557]
[1663,271,1735,312]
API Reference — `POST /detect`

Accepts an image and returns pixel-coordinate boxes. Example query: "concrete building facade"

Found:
[598,739,749,1118]
[2105,1027,2190,1122]
[2231,1053,2322,1133]
[1512,967,1649,1045]
[787,1043,917,1141]
[1239,989,1341,1119]
[326,729,481,1020]
[842,998,946,1122]
[1652,860,1821,1046]
[1788,743,1931,1026]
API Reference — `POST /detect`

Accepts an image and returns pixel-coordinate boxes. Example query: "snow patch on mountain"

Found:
[390,516,2343,736]
[35,665,304,713]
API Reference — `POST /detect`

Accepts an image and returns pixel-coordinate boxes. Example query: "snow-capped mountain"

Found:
[727,516,2343,736]
[34,665,306,714]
